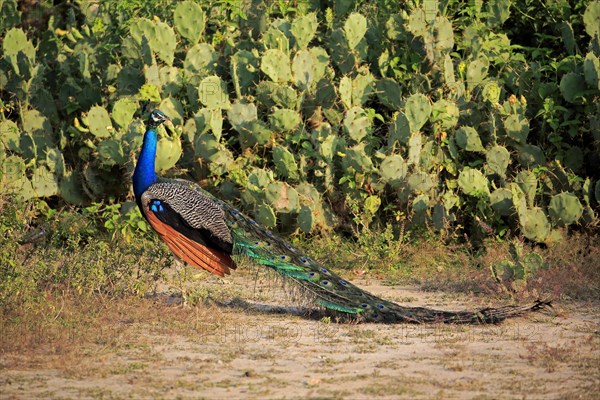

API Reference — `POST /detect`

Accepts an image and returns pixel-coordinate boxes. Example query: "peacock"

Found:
[132,110,550,324]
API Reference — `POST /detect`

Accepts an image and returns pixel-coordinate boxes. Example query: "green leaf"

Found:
[516,144,546,168]
[0,120,20,152]
[97,139,126,166]
[352,72,375,107]
[130,18,176,66]
[266,182,300,213]
[342,144,374,173]
[431,99,459,130]
[548,192,583,226]
[139,84,161,103]
[405,93,431,133]
[407,8,427,36]
[3,27,35,75]
[504,115,529,143]
[407,172,433,193]
[298,205,314,233]
[291,13,318,49]
[407,133,422,165]
[515,170,537,208]
[112,98,138,129]
[486,145,510,177]
[87,106,113,138]
[389,112,410,146]
[31,166,59,198]
[344,13,367,49]
[584,52,600,91]
[412,194,429,213]
[269,109,300,132]
[59,170,88,205]
[185,44,217,77]
[583,1,600,37]
[519,207,550,243]
[261,49,292,83]
[466,57,489,89]
[560,73,586,104]
[458,167,489,196]
[309,47,330,82]
[198,76,230,109]
[292,50,315,91]
[2,155,26,183]
[173,1,205,44]
[455,126,484,152]
[158,97,185,126]
[0,0,20,32]
[228,102,258,131]
[273,146,299,181]
[45,148,65,177]
[257,204,277,228]
[486,0,511,26]
[343,107,371,142]
[379,154,408,187]
[231,50,259,97]
[376,78,402,110]
[155,135,182,173]
[152,21,177,66]
[364,195,381,215]
[339,76,352,109]
[490,188,513,216]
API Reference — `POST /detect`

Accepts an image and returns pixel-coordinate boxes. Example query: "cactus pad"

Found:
[548,192,583,226]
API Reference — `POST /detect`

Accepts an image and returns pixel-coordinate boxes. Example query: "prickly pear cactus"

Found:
[490,188,513,216]
[548,192,583,226]
[1,1,596,241]
[3,27,35,75]
[343,107,372,142]
[455,127,484,152]
[291,13,318,49]
[516,170,537,208]
[458,168,490,197]
[231,50,259,97]
[344,13,367,49]
[519,207,551,242]
[155,134,183,173]
[486,145,510,177]
[292,50,316,91]
[261,49,292,83]
[405,93,431,133]
[583,1,600,38]
[173,1,205,44]
[269,108,300,132]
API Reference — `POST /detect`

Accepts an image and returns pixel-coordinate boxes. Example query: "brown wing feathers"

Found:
[144,206,236,277]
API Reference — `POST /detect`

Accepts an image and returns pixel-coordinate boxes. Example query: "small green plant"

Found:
[0,196,169,313]
[490,240,549,294]
[0,0,597,243]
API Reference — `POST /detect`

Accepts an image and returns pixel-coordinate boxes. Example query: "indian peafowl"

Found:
[132,110,550,324]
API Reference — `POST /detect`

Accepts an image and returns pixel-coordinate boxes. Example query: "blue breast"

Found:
[133,128,159,199]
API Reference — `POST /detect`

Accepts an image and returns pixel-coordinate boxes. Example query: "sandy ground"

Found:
[1,274,599,399]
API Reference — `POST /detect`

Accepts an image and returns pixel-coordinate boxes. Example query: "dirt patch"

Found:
[1,276,598,399]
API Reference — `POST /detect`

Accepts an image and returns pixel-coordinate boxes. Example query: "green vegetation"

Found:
[1,0,599,313]
[1,0,598,243]
[0,196,170,313]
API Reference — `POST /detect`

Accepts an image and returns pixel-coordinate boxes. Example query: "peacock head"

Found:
[147,109,171,129]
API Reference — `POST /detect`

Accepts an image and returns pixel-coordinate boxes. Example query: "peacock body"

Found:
[133,110,549,324]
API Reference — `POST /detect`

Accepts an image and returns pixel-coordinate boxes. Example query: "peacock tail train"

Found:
[133,110,551,324]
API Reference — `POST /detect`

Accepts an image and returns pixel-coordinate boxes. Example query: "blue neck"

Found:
[133,128,158,199]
